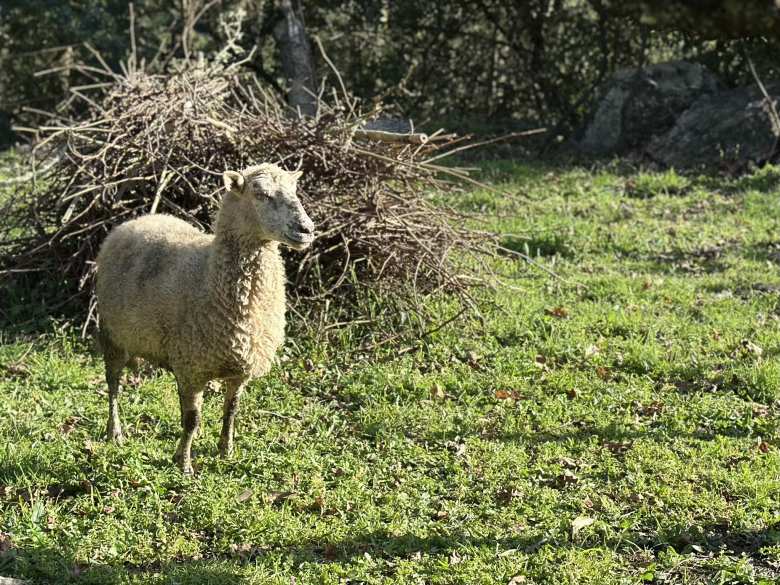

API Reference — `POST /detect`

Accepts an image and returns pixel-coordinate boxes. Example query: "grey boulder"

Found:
[578,60,721,155]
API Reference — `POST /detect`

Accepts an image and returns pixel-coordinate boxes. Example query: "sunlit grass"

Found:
[2,162,780,584]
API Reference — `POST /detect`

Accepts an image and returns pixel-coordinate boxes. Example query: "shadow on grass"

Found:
[0,531,546,583]
[721,166,780,195]
[646,522,780,578]
[1,545,245,585]
[0,529,556,584]
[742,240,780,266]
[6,523,778,583]
[638,244,735,275]
[291,523,780,574]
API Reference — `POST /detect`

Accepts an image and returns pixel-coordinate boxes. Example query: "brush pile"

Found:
[0,53,522,338]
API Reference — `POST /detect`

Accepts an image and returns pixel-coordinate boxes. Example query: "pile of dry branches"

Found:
[0,51,531,339]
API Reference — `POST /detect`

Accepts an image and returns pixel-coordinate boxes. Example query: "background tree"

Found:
[1,0,778,147]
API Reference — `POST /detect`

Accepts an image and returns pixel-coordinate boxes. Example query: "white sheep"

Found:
[95,163,315,474]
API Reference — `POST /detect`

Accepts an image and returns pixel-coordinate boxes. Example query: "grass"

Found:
[2,161,780,584]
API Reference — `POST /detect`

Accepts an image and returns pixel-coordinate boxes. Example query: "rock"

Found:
[648,83,780,169]
[578,61,720,155]
[0,577,28,585]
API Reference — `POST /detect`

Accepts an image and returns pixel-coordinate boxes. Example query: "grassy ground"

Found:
[2,161,780,584]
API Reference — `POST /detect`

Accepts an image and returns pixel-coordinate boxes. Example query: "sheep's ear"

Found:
[223,170,245,193]
[290,170,303,182]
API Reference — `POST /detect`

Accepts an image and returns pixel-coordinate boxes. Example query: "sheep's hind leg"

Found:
[173,377,204,475]
[101,330,128,443]
[218,379,246,458]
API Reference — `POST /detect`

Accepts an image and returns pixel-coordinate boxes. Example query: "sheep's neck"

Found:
[207,228,283,328]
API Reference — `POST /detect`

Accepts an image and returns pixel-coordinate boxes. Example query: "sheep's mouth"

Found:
[284,231,315,249]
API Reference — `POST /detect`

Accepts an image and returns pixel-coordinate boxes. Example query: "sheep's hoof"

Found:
[172,455,192,475]
[218,440,233,458]
[106,426,124,444]
[173,449,196,475]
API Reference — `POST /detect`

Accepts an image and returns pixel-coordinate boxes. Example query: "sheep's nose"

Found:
[293,217,315,235]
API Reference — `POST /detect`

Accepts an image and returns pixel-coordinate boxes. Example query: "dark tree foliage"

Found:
[1,0,779,146]
[598,0,780,38]
[303,0,780,130]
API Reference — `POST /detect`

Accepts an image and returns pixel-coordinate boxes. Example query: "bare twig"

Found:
[744,51,780,161]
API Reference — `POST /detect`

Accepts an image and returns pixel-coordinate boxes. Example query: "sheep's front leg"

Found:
[173,380,204,475]
[218,379,246,458]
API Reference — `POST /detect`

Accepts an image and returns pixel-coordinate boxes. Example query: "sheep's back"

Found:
[96,214,211,362]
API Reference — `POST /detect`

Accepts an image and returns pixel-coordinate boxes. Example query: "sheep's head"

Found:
[223,163,315,250]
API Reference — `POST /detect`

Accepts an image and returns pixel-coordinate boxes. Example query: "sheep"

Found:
[95,163,315,474]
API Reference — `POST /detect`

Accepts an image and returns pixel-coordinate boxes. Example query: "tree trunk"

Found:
[273,0,317,117]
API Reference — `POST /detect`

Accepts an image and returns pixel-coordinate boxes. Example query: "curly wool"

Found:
[96,211,286,382]
[95,163,313,473]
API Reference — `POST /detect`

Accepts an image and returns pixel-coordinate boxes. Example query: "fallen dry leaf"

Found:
[496,486,522,504]
[464,350,482,369]
[635,401,664,416]
[446,441,467,457]
[758,441,771,453]
[433,509,449,520]
[495,389,521,400]
[566,388,579,400]
[736,339,763,358]
[313,495,326,512]
[431,383,446,400]
[236,489,253,503]
[603,441,632,455]
[752,404,770,418]
[571,515,595,536]
[596,366,611,380]
[559,457,578,469]
[584,344,600,358]
[229,542,253,558]
[1,362,30,378]
[59,416,80,435]
[555,469,579,487]
[545,306,569,319]
[265,491,294,505]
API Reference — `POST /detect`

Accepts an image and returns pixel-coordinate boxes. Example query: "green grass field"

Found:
[2,161,780,584]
